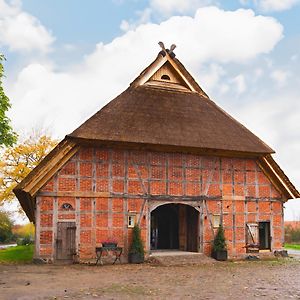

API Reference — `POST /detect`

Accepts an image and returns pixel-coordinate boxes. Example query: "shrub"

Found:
[213,224,227,251]
[129,224,144,255]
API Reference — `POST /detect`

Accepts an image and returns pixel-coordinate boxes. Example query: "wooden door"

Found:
[186,206,198,252]
[56,222,76,261]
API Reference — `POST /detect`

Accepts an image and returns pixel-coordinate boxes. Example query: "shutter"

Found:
[246,223,259,246]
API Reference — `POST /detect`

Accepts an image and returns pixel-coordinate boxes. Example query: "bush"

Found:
[212,224,227,251]
[17,236,34,246]
[285,225,300,243]
[0,211,14,243]
[129,225,144,255]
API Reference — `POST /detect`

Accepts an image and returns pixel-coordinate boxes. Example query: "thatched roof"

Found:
[69,85,273,154]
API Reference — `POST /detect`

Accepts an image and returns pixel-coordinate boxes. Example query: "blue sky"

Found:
[0,0,300,222]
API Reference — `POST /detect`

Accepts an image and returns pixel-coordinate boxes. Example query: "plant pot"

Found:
[102,242,117,248]
[212,250,228,261]
[128,253,144,264]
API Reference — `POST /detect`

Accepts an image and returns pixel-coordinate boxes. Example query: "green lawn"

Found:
[0,245,34,263]
[284,243,300,250]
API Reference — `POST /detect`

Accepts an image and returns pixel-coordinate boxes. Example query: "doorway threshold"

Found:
[150,250,202,257]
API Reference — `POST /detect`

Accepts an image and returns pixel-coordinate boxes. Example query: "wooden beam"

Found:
[38,191,110,198]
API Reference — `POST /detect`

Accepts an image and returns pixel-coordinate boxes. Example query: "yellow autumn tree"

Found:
[0,134,57,204]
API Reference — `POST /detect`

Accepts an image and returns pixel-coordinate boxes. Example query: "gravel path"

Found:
[1,259,300,299]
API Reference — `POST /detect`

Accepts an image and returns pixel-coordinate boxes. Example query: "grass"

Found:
[0,245,34,263]
[284,243,300,250]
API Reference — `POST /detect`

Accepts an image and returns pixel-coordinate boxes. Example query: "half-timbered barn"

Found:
[14,44,299,263]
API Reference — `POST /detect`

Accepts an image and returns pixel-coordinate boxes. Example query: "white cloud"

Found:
[232,74,247,94]
[241,0,300,11]
[6,6,284,138]
[0,0,54,53]
[258,0,299,11]
[271,69,289,87]
[149,0,214,16]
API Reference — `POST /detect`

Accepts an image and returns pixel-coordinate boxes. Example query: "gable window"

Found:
[61,203,74,210]
[161,74,170,80]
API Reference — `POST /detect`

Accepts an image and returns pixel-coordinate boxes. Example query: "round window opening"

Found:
[161,74,170,80]
[61,203,74,210]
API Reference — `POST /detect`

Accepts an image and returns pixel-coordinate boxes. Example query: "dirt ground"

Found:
[1,259,300,300]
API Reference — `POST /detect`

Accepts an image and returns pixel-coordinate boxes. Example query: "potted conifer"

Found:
[128,224,144,264]
[212,224,228,261]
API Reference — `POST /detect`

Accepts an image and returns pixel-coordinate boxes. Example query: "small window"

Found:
[61,203,74,210]
[161,74,170,80]
[212,215,221,228]
[128,214,136,228]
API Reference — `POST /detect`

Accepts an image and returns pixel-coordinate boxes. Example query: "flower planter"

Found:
[128,253,144,264]
[212,250,228,261]
[102,242,117,248]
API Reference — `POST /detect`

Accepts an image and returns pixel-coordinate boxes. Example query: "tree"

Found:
[0,54,17,147]
[0,210,14,243]
[0,134,57,204]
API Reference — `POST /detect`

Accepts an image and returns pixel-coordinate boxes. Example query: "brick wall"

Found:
[36,147,284,261]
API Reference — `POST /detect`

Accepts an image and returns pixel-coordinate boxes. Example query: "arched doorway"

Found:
[150,203,199,252]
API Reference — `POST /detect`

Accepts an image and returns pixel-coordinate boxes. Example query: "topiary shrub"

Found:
[129,224,144,263]
[212,224,227,261]
[213,224,227,251]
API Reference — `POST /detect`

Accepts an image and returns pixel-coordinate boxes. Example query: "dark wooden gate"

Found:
[56,222,76,261]
[186,206,198,252]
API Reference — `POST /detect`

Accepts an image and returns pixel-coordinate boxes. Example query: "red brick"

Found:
[80,179,92,191]
[58,178,76,191]
[39,197,53,211]
[96,229,108,243]
[80,148,93,161]
[273,215,282,227]
[257,172,271,185]
[272,202,282,213]
[59,161,76,176]
[168,153,182,166]
[96,213,108,227]
[40,230,52,244]
[246,159,257,171]
[169,181,183,196]
[41,179,54,192]
[80,230,92,243]
[222,184,233,196]
[235,201,245,213]
[259,186,270,198]
[185,168,201,181]
[222,170,233,184]
[113,180,124,193]
[234,185,244,197]
[79,162,93,177]
[186,182,201,196]
[96,163,109,177]
[58,213,75,220]
[128,180,143,194]
[111,150,124,162]
[151,166,166,179]
[80,214,92,227]
[95,198,108,211]
[95,149,109,161]
[223,215,233,227]
[150,152,166,165]
[112,164,125,177]
[112,198,123,212]
[246,185,256,197]
[150,181,166,195]
[168,167,183,180]
[40,214,53,227]
[80,198,91,210]
[246,171,256,184]
[258,201,270,213]
[185,155,200,167]
[96,179,109,192]
[113,214,124,227]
